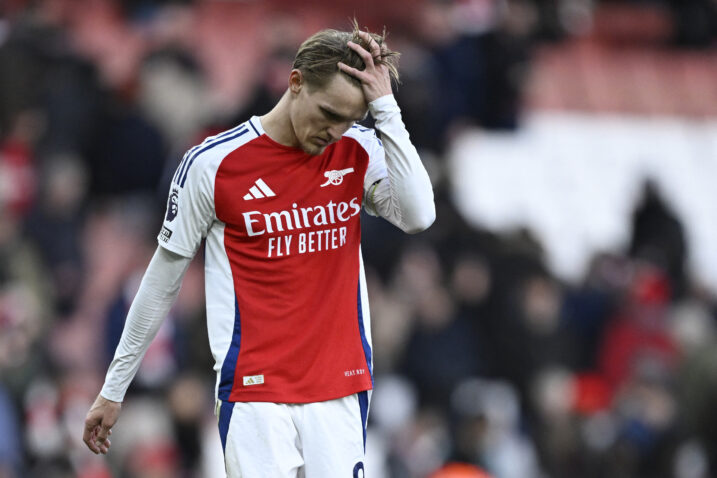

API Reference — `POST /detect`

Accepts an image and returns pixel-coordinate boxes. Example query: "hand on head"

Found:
[338,30,394,103]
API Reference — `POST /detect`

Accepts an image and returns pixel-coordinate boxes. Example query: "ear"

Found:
[288,69,303,95]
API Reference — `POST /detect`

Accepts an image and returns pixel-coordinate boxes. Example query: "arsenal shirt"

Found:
[158,117,386,403]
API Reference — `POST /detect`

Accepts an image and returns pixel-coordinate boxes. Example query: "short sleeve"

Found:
[157,152,216,258]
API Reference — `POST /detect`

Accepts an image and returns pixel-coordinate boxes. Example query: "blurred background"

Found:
[1,0,716,477]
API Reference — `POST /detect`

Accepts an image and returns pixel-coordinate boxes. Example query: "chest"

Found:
[214,137,369,235]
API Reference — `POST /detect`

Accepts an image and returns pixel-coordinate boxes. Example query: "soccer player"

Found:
[82,21,435,477]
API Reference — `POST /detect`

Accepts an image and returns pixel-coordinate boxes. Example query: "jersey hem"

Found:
[220,384,373,405]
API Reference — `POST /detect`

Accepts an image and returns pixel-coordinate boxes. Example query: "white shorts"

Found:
[216,392,370,478]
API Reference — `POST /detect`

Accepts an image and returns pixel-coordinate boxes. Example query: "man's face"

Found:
[289,72,368,155]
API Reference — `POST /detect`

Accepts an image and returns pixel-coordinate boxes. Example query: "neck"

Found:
[260,91,299,148]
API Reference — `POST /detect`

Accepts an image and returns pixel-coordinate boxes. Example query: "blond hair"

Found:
[292,19,400,88]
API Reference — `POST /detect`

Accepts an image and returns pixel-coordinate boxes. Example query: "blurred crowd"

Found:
[1,0,716,477]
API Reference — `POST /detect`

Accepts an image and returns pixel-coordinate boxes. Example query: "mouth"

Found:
[313,137,330,147]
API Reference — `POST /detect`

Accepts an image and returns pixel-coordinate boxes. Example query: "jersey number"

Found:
[353,461,365,478]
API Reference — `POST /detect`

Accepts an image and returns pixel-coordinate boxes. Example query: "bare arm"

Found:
[83,245,192,454]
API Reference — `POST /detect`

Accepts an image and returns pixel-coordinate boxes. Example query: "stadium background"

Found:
[1,0,716,477]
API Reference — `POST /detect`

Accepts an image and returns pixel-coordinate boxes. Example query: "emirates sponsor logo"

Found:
[243,198,361,237]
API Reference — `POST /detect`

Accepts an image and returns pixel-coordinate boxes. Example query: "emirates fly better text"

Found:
[242,198,361,257]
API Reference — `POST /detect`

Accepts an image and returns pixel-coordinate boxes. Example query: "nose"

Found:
[326,123,350,142]
[326,126,341,142]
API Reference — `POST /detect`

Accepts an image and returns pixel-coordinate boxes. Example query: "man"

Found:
[83,21,435,477]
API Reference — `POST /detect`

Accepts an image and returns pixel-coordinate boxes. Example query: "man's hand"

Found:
[338,30,393,103]
[82,394,121,454]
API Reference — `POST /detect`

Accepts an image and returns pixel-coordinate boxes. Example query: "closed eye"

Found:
[320,106,347,123]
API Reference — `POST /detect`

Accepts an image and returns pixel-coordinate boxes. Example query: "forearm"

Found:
[100,246,191,402]
[369,95,435,233]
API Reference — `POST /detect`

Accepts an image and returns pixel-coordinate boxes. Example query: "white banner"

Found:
[449,112,717,289]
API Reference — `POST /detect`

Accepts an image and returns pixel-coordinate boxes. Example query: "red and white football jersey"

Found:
[158,117,387,403]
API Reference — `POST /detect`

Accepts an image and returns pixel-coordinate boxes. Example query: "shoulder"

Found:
[192,119,261,161]
[172,119,262,188]
[342,124,383,155]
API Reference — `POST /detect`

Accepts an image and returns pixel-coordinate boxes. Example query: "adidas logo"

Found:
[243,374,264,386]
[243,178,276,200]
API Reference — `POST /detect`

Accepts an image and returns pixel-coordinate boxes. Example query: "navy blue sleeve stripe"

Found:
[174,143,202,184]
[173,123,249,187]
[248,119,261,137]
[172,149,193,184]
[178,127,249,187]
[175,128,235,184]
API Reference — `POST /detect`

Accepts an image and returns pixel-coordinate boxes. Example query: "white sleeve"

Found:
[363,95,435,233]
[158,148,216,257]
[100,246,192,402]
